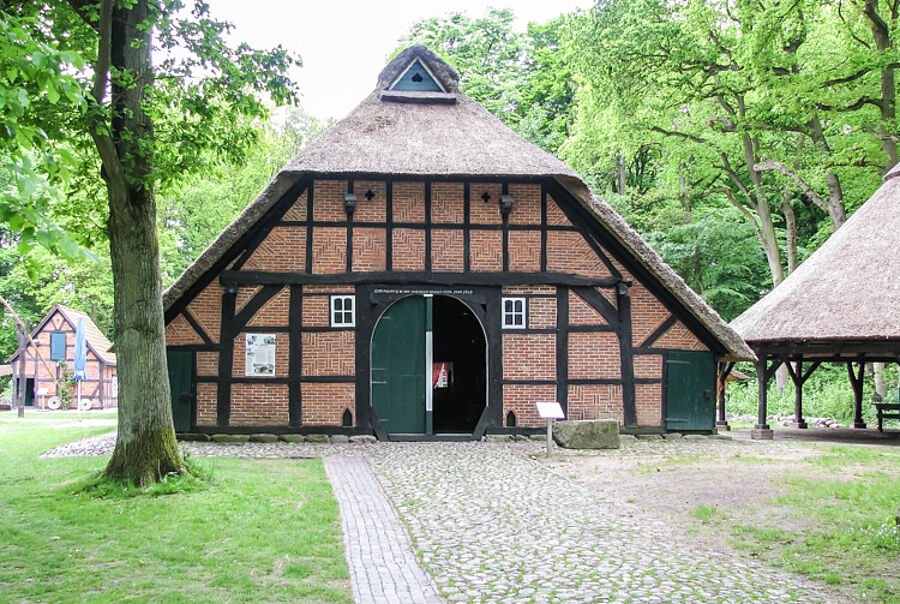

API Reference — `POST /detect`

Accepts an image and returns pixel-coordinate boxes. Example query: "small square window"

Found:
[331,295,355,327]
[502,297,526,329]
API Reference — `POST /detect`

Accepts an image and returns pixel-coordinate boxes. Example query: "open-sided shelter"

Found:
[162,46,754,439]
[7,304,117,409]
[731,164,900,437]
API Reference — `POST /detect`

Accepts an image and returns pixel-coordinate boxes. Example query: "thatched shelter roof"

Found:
[163,46,754,362]
[732,165,900,346]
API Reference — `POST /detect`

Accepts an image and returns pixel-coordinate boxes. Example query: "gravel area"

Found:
[45,432,851,603]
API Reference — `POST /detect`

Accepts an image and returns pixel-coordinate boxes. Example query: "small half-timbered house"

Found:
[162,46,754,438]
[7,304,117,409]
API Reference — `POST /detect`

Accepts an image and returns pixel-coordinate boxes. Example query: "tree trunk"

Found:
[617,153,627,195]
[874,362,886,401]
[90,0,184,486]
[781,187,798,274]
[865,0,899,169]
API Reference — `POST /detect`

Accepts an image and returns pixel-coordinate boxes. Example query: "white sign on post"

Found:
[535,402,565,457]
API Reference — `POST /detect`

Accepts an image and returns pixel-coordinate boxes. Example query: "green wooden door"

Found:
[167,350,193,432]
[666,350,715,431]
[372,296,426,435]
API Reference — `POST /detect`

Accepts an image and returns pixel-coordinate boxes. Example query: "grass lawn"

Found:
[0,419,351,603]
[722,445,900,602]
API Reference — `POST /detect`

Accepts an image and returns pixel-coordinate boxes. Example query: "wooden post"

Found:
[546,418,553,457]
[847,360,867,429]
[752,359,774,439]
[716,362,734,431]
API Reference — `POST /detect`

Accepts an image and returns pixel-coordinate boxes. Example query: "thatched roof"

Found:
[163,46,754,362]
[732,165,900,344]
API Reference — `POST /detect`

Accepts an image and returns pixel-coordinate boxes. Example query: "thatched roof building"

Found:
[164,46,753,364]
[732,165,900,360]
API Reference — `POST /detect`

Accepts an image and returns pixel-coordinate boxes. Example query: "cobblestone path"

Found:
[365,442,842,604]
[323,456,442,604]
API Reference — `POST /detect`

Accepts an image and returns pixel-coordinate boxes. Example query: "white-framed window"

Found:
[502,297,526,329]
[331,295,355,327]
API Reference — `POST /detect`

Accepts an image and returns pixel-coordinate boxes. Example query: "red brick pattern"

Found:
[243,227,306,272]
[529,297,557,329]
[392,228,426,271]
[393,182,426,223]
[568,384,623,423]
[246,287,289,327]
[165,314,203,345]
[353,227,387,272]
[547,231,610,277]
[281,190,307,221]
[502,286,555,295]
[470,183,503,225]
[302,331,355,376]
[470,230,503,272]
[304,284,355,294]
[196,351,218,376]
[633,354,662,379]
[508,230,541,272]
[196,383,217,426]
[313,180,348,221]
[502,334,555,381]
[312,227,347,274]
[302,295,330,327]
[431,229,464,271]
[235,286,262,314]
[508,183,541,225]
[636,383,662,426]
[569,291,609,325]
[353,180,387,222]
[546,195,572,226]
[302,382,354,426]
[187,283,223,343]
[655,321,709,351]
[431,182,464,223]
[630,284,671,347]
[230,383,289,426]
[503,384,556,428]
[568,332,620,379]
[232,333,288,378]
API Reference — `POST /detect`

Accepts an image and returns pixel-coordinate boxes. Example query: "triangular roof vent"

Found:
[389,58,444,92]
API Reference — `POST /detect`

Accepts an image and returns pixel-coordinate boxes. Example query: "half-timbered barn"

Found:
[162,46,754,439]
[7,304,117,409]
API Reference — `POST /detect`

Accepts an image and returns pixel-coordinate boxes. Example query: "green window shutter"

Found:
[50,333,66,361]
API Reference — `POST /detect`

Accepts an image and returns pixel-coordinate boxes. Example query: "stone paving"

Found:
[324,456,442,604]
[45,433,849,603]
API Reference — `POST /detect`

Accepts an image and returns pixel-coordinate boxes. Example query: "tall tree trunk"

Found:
[781,187,799,274]
[865,0,899,169]
[81,0,184,486]
[617,153,627,195]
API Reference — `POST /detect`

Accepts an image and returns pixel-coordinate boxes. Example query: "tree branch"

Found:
[650,126,709,145]
[713,186,764,242]
[754,158,830,214]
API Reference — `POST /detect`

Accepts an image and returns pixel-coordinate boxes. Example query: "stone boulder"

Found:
[552,419,619,449]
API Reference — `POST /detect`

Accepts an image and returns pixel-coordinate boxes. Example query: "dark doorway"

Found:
[24,378,34,407]
[432,296,486,433]
[166,350,194,432]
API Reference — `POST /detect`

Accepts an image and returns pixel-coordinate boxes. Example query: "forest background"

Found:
[2,0,898,422]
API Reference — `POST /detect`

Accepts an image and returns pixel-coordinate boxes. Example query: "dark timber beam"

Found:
[847,358,867,429]
[752,359,782,440]
[784,358,822,429]
[716,361,734,431]
[221,270,620,288]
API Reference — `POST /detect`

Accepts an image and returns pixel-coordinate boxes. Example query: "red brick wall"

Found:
[469,183,503,224]
[508,230,541,272]
[528,297,557,329]
[655,321,708,351]
[313,180,348,221]
[393,181,425,222]
[633,354,662,379]
[302,382,354,426]
[196,382,216,426]
[302,295,330,327]
[242,227,306,272]
[502,334,555,381]
[636,384,662,426]
[246,287,289,327]
[546,195,572,226]
[282,190,307,221]
[165,314,203,345]
[302,331,355,376]
[432,229,464,271]
[230,383,289,426]
[569,291,609,325]
[547,231,611,277]
[508,183,541,225]
[568,332,620,379]
[353,228,387,271]
[470,230,502,271]
[630,284,670,347]
[431,182,464,222]
[503,384,555,428]
[392,228,425,271]
[353,180,386,222]
[568,384,623,423]
[312,227,347,274]
[187,283,222,343]
[196,351,218,376]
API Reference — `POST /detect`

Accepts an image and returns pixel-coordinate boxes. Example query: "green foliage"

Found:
[57,361,74,410]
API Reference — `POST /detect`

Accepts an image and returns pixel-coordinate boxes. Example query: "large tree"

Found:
[1,0,298,485]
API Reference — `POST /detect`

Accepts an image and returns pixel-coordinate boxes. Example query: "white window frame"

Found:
[501,297,527,329]
[330,295,356,327]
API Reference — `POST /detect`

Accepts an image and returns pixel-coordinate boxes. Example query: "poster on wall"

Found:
[245,334,276,376]
[432,362,453,389]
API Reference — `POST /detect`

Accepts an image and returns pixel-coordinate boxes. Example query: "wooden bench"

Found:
[875,403,900,432]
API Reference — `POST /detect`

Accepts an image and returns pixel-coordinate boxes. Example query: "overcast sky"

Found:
[207,0,593,121]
